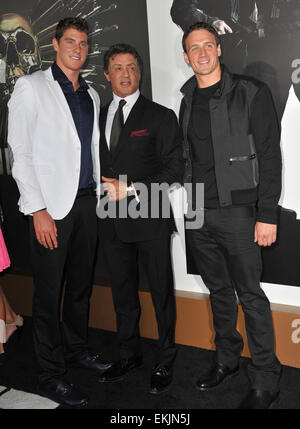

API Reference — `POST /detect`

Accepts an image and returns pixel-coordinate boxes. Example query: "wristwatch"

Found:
[126,184,135,197]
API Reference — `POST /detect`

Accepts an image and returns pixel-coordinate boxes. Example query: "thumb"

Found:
[102,176,114,182]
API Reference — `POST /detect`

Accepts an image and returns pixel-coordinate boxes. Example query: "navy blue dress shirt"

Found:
[51,62,95,190]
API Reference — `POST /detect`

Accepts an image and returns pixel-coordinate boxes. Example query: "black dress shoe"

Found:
[38,379,88,407]
[67,352,113,371]
[149,364,173,395]
[196,363,239,391]
[238,388,280,409]
[98,356,142,382]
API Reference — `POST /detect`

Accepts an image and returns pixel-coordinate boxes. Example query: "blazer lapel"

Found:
[44,68,79,141]
[100,105,110,157]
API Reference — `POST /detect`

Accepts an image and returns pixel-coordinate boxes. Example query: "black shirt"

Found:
[51,62,95,190]
[188,81,220,209]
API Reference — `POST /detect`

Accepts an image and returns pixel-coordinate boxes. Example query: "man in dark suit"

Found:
[97,43,183,394]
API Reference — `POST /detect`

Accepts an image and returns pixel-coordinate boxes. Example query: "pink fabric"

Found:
[0,228,10,272]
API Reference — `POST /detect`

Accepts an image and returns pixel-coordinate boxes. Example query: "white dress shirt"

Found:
[105,89,140,148]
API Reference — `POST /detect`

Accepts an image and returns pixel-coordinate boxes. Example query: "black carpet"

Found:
[0,316,300,413]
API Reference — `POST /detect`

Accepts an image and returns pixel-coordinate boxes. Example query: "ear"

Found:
[104,70,111,83]
[52,38,59,53]
[183,51,190,67]
[217,44,222,57]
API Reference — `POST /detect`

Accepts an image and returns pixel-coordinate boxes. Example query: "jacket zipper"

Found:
[229,154,256,165]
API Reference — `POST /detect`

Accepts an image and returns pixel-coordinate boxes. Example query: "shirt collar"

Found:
[51,62,89,91]
[112,89,140,108]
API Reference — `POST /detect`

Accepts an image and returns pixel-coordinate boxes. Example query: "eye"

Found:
[16,31,35,55]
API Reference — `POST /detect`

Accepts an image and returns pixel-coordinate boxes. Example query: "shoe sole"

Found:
[196,369,240,391]
[38,390,88,407]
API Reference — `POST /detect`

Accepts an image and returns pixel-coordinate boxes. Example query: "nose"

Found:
[122,67,130,77]
[73,43,81,53]
[198,46,207,56]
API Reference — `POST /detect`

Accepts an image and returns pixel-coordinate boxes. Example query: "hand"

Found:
[254,222,277,247]
[33,209,58,250]
[212,20,233,35]
[102,176,127,201]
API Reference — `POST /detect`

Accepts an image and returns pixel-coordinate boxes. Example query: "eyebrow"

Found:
[112,62,137,67]
[188,41,215,49]
[65,37,87,43]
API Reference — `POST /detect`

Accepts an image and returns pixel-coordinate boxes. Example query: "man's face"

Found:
[183,29,221,78]
[53,28,88,73]
[104,53,141,98]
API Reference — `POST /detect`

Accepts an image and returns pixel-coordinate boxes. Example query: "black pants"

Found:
[186,206,281,391]
[104,234,177,367]
[29,194,97,386]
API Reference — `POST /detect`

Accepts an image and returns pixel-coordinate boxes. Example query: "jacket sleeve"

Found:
[171,0,219,31]
[7,76,46,215]
[136,108,184,188]
[250,83,282,224]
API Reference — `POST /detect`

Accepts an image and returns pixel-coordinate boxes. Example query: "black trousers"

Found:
[29,194,97,386]
[186,206,281,391]
[104,234,177,367]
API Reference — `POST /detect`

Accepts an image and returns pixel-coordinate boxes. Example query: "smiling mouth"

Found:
[71,56,80,60]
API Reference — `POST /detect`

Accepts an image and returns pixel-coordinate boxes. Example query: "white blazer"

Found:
[7,67,101,220]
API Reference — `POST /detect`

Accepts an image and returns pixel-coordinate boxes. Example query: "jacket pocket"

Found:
[226,134,259,189]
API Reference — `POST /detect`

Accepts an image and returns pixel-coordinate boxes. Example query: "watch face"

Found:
[127,186,135,196]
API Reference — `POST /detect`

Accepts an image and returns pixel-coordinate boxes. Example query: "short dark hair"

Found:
[55,17,89,42]
[103,43,143,74]
[182,22,221,52]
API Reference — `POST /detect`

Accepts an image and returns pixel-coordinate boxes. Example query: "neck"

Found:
[196,67,222,89]
[56,59,81,91]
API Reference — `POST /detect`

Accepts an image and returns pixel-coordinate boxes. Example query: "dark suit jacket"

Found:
[98,94,183,242]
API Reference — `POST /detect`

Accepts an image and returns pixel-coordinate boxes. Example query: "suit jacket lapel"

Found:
[112,95,146,161]
[100,105,110,158]
[44,68,79,140]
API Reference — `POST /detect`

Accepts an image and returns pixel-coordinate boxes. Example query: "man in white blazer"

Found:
[7,17,110,407]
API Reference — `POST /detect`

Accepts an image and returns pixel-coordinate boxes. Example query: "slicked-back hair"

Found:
[55,17,89,43]
[104,43,143,75]
[182,22,221,52]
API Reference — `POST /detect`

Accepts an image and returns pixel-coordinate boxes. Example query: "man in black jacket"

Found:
[180,22,282,409]
[97,44,183,394]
